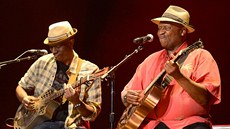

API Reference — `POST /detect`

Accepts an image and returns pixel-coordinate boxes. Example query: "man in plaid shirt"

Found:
[15,21,102,129]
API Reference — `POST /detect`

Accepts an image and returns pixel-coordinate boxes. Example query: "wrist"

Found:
[21,95,28,103]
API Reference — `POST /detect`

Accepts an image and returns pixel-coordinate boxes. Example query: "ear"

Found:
[181,29,187,36]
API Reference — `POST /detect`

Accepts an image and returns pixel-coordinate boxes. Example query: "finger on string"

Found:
[170,60,174,63]
[64,83,67,90]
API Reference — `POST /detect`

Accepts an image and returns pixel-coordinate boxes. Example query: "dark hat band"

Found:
[162,13,189,25]
[48,30,74,42]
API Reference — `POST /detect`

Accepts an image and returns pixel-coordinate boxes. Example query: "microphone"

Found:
[27,49,48,55]
[133,34,154,44]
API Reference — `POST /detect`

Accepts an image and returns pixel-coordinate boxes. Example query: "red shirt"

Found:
[122,42,221,129]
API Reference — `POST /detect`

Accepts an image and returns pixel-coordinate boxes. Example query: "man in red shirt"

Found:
[120,5,221,129]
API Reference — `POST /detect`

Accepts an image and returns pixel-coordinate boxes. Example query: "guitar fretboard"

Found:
[39,75,94,103]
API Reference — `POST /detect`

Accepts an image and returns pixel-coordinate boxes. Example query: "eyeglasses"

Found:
[49,44,64,50]
[158,25,172,31]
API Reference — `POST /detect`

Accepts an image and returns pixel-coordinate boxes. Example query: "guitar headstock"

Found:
[93,67,110,77]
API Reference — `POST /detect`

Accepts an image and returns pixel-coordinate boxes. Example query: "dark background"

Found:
[0,0,229,128]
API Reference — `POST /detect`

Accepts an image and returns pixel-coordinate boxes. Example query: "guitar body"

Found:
[14,100,60,129]
[117,85,163,129]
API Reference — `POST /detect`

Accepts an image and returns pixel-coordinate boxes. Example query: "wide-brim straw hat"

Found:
[44,21,77,45]
[151,5,195,33]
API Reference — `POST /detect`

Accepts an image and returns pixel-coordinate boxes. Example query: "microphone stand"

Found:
[101,45,144,129]
[0,49,45,69]
[0,55,39,69]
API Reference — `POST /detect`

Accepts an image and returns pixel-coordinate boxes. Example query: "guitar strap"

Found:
[62,57,83,104]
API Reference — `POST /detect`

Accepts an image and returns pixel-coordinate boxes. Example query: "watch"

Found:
[123,94,127,104]
[74,103,82,109]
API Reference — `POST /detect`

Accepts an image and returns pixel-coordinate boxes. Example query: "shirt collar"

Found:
[66,51,80,75]
[163,42,188,60]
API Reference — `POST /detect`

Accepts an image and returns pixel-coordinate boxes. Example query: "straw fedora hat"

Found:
[151,5,195,33]
[44,21,77,45]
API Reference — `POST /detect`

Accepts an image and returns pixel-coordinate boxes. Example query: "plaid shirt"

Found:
[19,51,102,128]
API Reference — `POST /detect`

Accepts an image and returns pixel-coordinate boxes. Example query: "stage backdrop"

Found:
[0,0,229,128]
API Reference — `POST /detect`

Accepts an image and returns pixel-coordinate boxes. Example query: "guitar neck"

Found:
[39,67,109,103]
[39,75,91,103]
[144,69,167,94]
